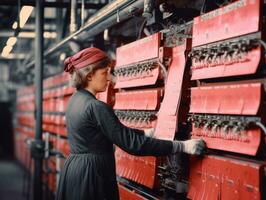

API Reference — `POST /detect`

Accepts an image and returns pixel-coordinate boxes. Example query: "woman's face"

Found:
[88,67,112,93]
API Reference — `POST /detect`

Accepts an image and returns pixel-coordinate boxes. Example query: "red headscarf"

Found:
[64,47,108,73]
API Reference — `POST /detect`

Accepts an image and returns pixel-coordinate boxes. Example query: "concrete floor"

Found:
[0,160,28,200]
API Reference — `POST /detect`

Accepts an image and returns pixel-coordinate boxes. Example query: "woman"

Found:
[56,47,205,200]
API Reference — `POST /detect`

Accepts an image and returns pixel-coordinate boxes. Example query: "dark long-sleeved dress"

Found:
[56,89,173,200]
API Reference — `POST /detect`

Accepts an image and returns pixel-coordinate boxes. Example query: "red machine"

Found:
[190,0,263,80]
[114,33,168,189]
[14,0,266,199]
[113,25,193,197]
[188,0,266,199]
[188,155,266,200]
[118,184,150,200]
[189,83,263,155]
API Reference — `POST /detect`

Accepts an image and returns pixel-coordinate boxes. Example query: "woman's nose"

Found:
[107,73,112,81]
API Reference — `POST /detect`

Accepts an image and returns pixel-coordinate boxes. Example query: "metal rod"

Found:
[81,0,85,27]
[17,0,21,30]
[25,0,144,69]
[0,0,106,9]
[70,0,78,33]
[56,0,63,42]
[33,0,44,199]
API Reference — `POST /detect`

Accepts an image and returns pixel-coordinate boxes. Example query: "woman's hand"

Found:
[182,139,206,155]
[172,139,206,155]
[144,128,155,138]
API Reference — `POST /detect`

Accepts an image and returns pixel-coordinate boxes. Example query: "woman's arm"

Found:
[90,100,173,156]
[89,100,205,156]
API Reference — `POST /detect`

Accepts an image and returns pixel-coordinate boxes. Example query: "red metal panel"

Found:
[59,86,75,97]
[192,0,261,47]
[116,33,161,67]
[154,44,188,140]
[191,47,261,80]
[43,114,65,126]
[159,45,187,116]
[18,126,35,138]
[116,148,158,189]
[17,94,35,112]
[190,83,262,115]
[54,115,65,126]
[118,184,147,200]
[188,155,265,200]
[191,125,261,155]
[114,89,162,110]
[55,125,67,137]
[43,73,69,89]
[114,65,160,89]
[57,95,71,113]
[57,137,70,157]
[154,115,177,140]
[17,113,35,127]
[17,86,34,97]
[47,158,56,192]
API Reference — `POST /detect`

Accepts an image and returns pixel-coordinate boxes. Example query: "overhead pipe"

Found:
[142,0,154,19]
[70,0,78,33]
[25,0,146,69]
[0,0,106,9]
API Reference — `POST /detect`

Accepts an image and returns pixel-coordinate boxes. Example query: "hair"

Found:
[70,58,110,89]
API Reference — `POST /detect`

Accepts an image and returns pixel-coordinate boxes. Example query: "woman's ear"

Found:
[86,73,92,81]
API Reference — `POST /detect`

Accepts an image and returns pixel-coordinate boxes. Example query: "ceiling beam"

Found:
[0,53,26,60]
[0,0,106,9]
[0,31,57,38]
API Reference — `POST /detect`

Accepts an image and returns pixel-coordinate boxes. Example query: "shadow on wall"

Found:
[0,102,14,159]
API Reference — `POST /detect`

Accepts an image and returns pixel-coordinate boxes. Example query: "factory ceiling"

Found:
[0,0,214,86]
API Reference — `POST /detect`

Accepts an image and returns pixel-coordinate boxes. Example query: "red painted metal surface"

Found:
[116,148,158,189]
[15,132,33,171]
[17,94,35,112]
[17,113,35,127]
[114,89,162,110]
[191,47,261,80]
[192,0,261,47]
[114,64,160,89]
[17,94,35,104]
[42,123,67,137]
[114,35,172,89]
[46,158,57,192]
[43,72,69,89]
[54,115,65,126]
[190,83,262,115]
[154,114,177,140]
[57,86,75,97]
[154,44,188,140]
[188,155,265,200]
[118,184,147,200]
[56,95,71,113]
[116,33,161,67]
[17,86,35,97]
[17,126,35,138]
[43,114,65,126]
[57,137,70,157]
[191,125,261,155]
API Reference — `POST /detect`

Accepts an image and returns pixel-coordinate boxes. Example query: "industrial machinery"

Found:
[14,0,266,199]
